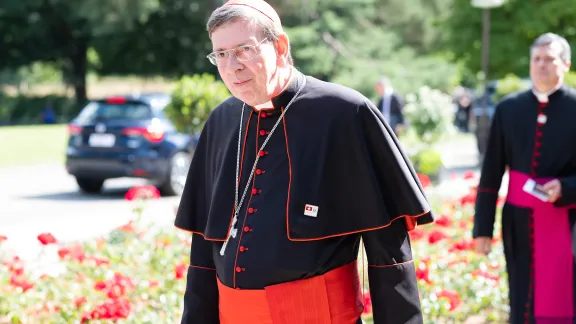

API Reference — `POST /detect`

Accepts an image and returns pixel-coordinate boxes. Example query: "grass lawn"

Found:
[0,124,68,168]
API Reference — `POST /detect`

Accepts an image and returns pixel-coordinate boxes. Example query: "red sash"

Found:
[217,261,364,324]
[507,170,576,320]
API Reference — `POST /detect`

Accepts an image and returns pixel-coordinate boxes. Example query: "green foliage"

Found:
[413,148,444,177]
[0,94,76,125]
[284,0,460,97]
[440,0,576,80]
[493,71,576,103]
[403,86,457,147]
[563,71,576,88]
[493,74,531,102]
[93,0,215,77]
[164,74,230,134]
[0,63,63,86]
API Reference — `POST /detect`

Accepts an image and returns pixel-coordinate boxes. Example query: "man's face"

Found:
[375,82,384,96]
[530,43,570,91]
[211,19,278,106]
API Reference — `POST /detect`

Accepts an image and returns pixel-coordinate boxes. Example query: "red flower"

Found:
[149,280,159,288]
[0,235,7,243]
[37,233,57,245]
[124,185,161,201]
[471,269,499,282]
[437,289,461,311]
[362,291,372,314]
[175,263,188,279]
[10,274,34,292]
[417,173,431,188]
[89,257,110,266]
[94,272,135,299]
[81,298,131,323]
[117,220,137,233]
[463,170,477,180]
[57,244,86,262]
[458,188,477,206]
[435,214,452,227]
[2,256,24,276]
[458,220,470,230]
[74,296,87,308]
[427,230,448,244]
[448,238,475,252]
[416,265,431,284]
[497,195,506,207]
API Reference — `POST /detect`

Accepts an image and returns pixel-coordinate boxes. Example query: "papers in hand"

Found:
[523,179,551,202]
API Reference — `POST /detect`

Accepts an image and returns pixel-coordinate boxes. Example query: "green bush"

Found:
[403,86,456,147]
[494,72,576,103]
[493,74,531,102]
[413,148,443,177]
[0,94,76,125]
[563,71,576,88]
[164,74,230,134]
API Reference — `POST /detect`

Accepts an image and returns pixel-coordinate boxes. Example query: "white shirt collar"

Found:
[532,84,561,103]
[254,101,273,110]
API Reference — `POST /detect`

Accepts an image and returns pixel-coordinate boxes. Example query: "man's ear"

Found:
[564,60,572,72]
[276,33,290,66]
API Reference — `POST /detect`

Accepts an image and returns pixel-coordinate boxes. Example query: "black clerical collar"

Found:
[270,69,305,110]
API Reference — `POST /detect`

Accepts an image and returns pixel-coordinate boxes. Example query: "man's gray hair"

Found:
[206,4,294,65]
[531,32,572,63]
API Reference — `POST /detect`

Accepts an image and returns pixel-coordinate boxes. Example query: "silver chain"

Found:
[220,77,307,256]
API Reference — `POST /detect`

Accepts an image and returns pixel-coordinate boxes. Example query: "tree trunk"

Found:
[70,38,88,113]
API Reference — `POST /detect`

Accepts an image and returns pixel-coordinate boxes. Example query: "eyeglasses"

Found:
[207,39,270,66]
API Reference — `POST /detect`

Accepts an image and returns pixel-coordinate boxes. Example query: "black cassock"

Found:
[174,70,434,324]
[474,86,576,324]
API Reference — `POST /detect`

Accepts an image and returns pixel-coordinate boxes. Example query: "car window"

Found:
[76,102,153,124]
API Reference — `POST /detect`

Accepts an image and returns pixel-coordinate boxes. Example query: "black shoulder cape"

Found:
[175,71,434,241]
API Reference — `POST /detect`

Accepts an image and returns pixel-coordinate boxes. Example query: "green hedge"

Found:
[0,94,77,125]
[494,72,576,102]
[164,74,230,134]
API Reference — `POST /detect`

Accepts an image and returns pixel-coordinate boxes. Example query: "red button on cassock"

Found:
[261,112,267,118]
[248,208,254,214]
[259,130,266,136]
[236,267,242,272]
[240,246,247,252]
[259,151,267,157]
[256,169,262,175]
[244,226,251,232]
[252,188,258,195]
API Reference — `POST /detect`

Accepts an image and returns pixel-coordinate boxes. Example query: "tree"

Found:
[92,0,217,78]
[0,0,161,106]
[439,0,576,80]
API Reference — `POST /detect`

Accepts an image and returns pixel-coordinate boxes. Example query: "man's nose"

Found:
[227,54,243,71]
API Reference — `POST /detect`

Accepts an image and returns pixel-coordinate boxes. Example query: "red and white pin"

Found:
[304,204,319,217]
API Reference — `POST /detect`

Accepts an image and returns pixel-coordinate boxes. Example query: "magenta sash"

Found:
[507,170,575,320]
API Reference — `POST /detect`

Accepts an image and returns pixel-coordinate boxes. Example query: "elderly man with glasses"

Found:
[174,1,434,323]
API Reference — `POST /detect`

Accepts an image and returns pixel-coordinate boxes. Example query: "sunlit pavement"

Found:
[0,135,483,260]
[0,164,180,260]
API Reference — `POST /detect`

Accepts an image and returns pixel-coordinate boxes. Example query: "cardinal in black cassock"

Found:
[174,1,434,323]
[474,33,576,324]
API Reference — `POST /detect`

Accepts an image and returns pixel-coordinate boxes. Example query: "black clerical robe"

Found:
[474,86,576,324]
[175,70,434,324]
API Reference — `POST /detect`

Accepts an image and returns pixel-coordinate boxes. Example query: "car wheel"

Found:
[160,151,190,196]
[76,177,104,194]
